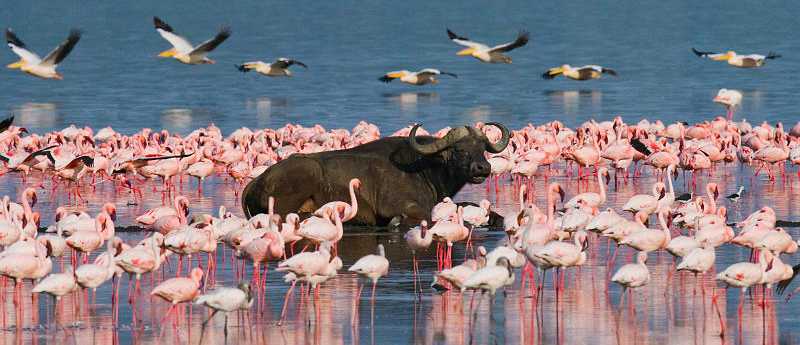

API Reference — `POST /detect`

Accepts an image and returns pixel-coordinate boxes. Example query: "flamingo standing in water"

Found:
[33,265,79,310]
[716,250,772,337]
[116,233,165,303]
[349,244,390,323]
[66,211,114,265]
[564,167,610,212]
[151,196,190,234]
[185,158,215,193]
[196,282,253,339]
[713,89,743,120]
[404,220,432,296]
[429,206,469,270]
[151,267,204,327]
[612,251,650,309]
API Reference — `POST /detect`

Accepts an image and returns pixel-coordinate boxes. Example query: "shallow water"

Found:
[1,0,799,135]
[0,162,797,344]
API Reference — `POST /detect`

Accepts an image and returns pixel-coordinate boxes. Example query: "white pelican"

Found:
[236,58,307,77]
[379,69,457,86]
[713,89,743,120]
[543,64,617,81]
[446,29,529,64]
[153,16,230,64]
[5,28,81,79]
[692,48,780,68]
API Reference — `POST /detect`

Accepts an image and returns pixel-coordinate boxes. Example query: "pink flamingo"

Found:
[151,267,204,327]
[116,233,165,303]
[152,196,190,234]
[66,211,114,265]
[185,158,215,193]
[431,197,457,223]
[349,244,390,323]
[404,220,432,296]
[136,196,188,226]
[313,178,361,222]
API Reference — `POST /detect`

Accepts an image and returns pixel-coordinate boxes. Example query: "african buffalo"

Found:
[241,123,510,226]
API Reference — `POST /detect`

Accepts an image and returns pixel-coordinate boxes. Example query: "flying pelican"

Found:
[446,29,529,64]
[235,58,307,77]
[692,48,780,68]
[379,69,457,86]
[542,64,617,80]
[153,16,230,64]
[5,28,81,79]
[713,89,743,120]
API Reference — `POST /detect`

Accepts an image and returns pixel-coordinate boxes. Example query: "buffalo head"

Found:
[408,122,511,183]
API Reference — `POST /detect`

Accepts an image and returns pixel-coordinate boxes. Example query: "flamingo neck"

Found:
[348,181,358,219]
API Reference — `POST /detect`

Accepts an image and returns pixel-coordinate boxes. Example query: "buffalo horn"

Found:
[482,122,511,153]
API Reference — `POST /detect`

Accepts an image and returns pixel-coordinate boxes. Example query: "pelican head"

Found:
[158,48,177,58]
[456,47,476,56]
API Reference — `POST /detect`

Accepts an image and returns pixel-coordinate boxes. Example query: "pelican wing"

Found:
[418,68,441,76]
[153,17,194,54]
[446,29,488,50]
[189,27,231,56]
[41,29,81,67]
[692,48,724,59]
[272,58,307,69]
[5,28,41,64]
[489,31,529,53]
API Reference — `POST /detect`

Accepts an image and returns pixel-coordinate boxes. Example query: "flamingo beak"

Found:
[30,194,37,207]
[558,187,565,203]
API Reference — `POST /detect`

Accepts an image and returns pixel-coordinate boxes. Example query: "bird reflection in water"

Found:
[11,102,60,129]
[383,92,439,113]
[545,90,603,116]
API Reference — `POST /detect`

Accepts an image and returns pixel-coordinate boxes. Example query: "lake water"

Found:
[1,0,798,135]
[2,0,800,344]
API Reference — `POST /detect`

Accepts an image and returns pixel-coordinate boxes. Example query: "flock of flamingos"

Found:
[0,111,799,342]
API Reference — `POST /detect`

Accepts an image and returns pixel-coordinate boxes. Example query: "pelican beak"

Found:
[456,47,475,56]
[158,48,177,58]
[712,55,730,61]
[6,60,23,69]
[549,67,563,75]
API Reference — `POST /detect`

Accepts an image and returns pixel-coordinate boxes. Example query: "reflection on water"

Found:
[0,163,797,344]
[246,97,290,120]
[10,102,60,128]
[545,90,603,116]
[383,92,439,113]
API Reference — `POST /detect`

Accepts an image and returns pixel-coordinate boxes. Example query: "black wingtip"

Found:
[5,28,25,48]
[218,26,232,38]
[446,28,468,41]
[631,138,652,156]
[776,263,800,295]
[153,16,173,32]
[378,75,393,83]
[235,64,249,73]
[542,71,555,79]
[691,48,703,56]
[767,51,782,59]
[603,68,618,76]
